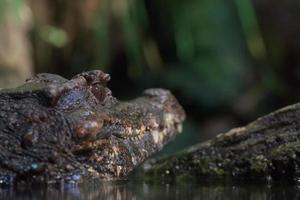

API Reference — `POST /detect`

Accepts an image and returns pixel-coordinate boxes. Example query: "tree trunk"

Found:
[145,103,300,181]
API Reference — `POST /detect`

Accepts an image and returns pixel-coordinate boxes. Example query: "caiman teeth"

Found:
[114,126,147,140]
[129,134,144,141]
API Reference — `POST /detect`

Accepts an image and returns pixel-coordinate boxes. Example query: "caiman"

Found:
[0,70,185,185]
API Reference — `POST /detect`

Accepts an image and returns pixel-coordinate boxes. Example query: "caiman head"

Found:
[0,70,185,185]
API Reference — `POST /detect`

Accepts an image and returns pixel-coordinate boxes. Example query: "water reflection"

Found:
[1,179,300,200]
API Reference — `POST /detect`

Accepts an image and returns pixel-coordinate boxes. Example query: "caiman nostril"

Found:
[101,73,111,82]
[75,120,103,141]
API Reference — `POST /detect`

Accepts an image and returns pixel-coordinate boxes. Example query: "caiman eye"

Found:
[91,84,106,102]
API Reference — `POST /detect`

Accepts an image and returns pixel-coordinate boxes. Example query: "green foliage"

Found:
[234,0,266,60]
[94,1,111,70]
[118,0,252,107]
[40,26,69,48]
[167,0,250,107]
[0,0,24,23]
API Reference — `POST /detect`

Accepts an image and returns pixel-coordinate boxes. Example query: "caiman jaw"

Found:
[71,88,185,180]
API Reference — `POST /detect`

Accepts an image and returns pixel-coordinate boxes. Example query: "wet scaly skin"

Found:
[0,70,185,186]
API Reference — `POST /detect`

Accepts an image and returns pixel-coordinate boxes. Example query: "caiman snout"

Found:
[143,88,186,124]
[142,88,186,147]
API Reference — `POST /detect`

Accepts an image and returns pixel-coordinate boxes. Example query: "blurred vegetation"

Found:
[0,0,32,88]
[1,0,300,153]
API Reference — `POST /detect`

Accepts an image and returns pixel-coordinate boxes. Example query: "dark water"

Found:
[1,178,300,200]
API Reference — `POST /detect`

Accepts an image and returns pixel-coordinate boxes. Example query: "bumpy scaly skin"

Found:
[0,70,185,185]
[145,104,300,182]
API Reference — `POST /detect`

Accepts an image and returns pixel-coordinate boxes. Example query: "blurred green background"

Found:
[1,0,300,154]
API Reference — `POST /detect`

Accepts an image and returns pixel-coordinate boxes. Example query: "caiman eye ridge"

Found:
[91,83,106,103]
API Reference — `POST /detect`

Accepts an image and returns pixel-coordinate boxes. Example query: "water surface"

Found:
[1,178,300,200]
